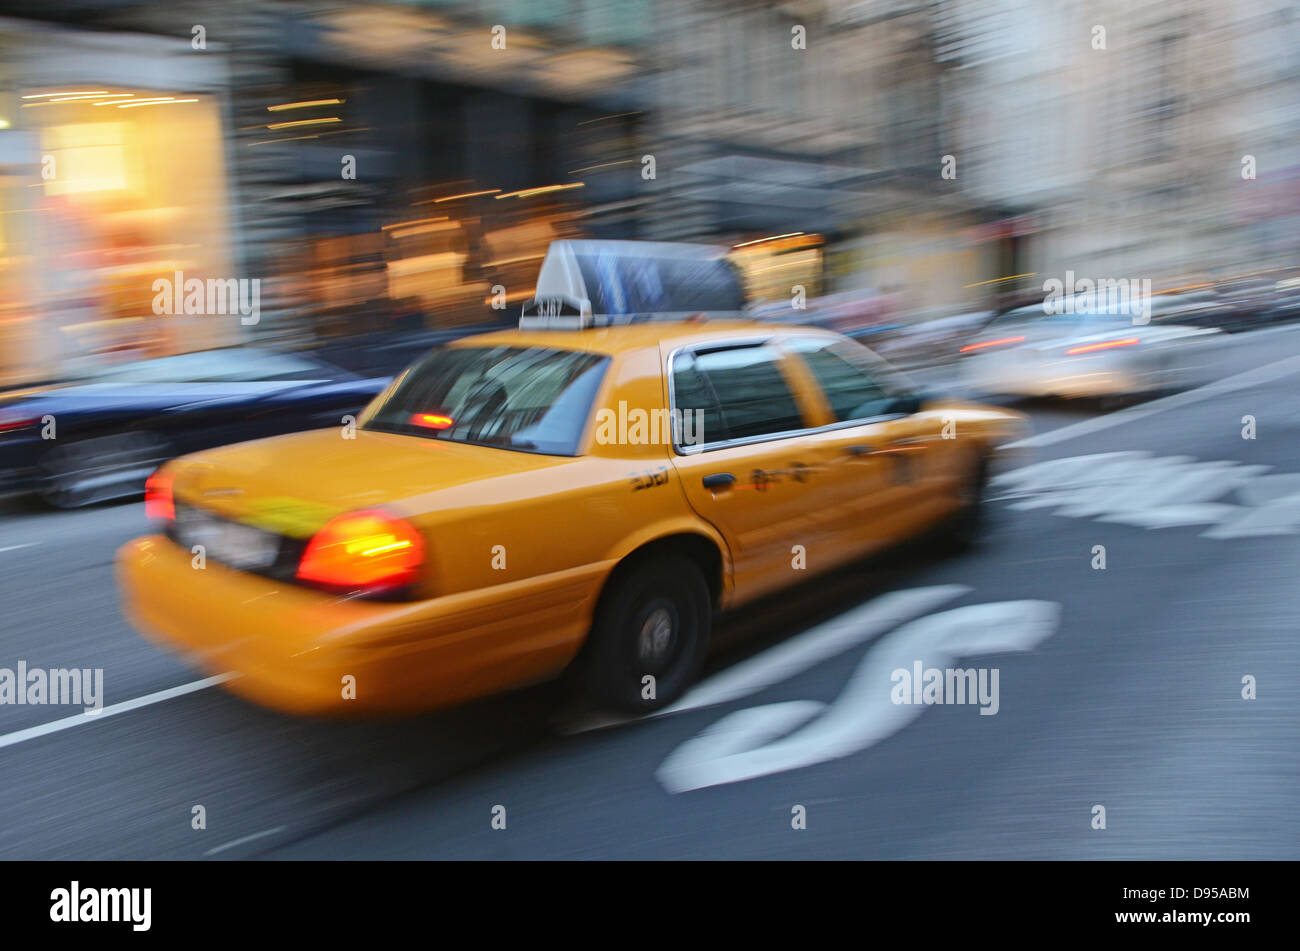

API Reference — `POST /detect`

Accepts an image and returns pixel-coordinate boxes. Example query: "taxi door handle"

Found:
[847,444,876,457]
[702,472,736,490]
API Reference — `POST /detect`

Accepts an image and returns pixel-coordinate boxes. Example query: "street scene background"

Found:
[0,0,1297,862]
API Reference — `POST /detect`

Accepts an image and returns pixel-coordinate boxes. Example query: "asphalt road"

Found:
[2,325,1298,859]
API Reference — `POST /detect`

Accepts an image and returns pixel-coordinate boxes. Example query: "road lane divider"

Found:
[1008,353,1300,449]
[0,674,232,751]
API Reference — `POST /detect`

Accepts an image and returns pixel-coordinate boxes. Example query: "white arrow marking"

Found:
[1204,491,1300,538]
[657,600,1061,793]
[658,584,971,717]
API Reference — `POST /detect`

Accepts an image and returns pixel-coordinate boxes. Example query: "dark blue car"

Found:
[0,347,389,508]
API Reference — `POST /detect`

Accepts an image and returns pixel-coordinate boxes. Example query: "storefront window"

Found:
[0,85,234,385]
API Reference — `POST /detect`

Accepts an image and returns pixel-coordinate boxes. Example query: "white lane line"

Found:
[0,544,37,554]
[0,674,233,751]
[1008,353,1300,449]
[562,585,970,735]
[204,826,286,856]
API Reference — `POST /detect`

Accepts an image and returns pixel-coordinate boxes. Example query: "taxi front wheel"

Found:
[581,558,712,714]
[943,452,989,551]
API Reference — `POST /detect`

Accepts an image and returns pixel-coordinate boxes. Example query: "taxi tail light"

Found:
[296,509,424,594]
[1065,337,1139,355]
[144,469,174,521]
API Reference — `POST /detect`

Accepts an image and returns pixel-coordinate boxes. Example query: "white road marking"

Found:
[661,585,971,716]
[0,674,233,751]
[204,826,286,856]
[992,450,1300,537]
[657,600,1061,793]
[1008,352,1300,449]
[561,585,969,735]
[0,544,37,554]
[1205,491,1300,538]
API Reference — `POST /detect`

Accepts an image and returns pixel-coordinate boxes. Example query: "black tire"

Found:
[942,452,989,552]
[579,558,712,714]
[37,432,170,509]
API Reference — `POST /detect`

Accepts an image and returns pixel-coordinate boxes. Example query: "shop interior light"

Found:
[733,232,806,248]
[428,189,501,203]
[23,94,138,109]
[49,94,136,103]
[21,91,108,99]
[495,182,585,199]
[381,216,448,232]
[93,97,168,106]
[117,99,198,109]
[267,99,345,112]
[387,222,458,239]
[266,117,341,130]
[567,159,637,175]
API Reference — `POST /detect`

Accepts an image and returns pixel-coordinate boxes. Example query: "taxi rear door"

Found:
[775,334,942,558]
[665,340,825,605]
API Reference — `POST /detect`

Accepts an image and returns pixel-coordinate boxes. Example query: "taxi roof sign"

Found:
[519,293,593,330]
[519,239,746,329]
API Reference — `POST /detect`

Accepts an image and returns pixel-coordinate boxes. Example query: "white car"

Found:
[959,305,1223,400]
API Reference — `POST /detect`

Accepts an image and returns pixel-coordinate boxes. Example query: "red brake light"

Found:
[1066,337,1138,355]
[960,335,1025,353]
[0,415,37,433]
[410,412,454,430]
[144,469,174,521]
[297,509,424,593]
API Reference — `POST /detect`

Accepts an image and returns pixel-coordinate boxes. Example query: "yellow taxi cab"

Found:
[116,241,1026,716]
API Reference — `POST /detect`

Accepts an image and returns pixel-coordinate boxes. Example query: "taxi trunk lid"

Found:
[169,427,570,538]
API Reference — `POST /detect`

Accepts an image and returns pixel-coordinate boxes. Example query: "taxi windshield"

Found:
[363,345,608,455]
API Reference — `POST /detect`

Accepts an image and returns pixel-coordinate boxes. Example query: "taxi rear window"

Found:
[363,345,608,455]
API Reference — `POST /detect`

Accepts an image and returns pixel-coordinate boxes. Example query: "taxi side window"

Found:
[673,345,804,444]
[788,337,897,421]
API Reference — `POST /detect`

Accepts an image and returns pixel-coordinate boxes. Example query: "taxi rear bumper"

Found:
[116,535,605,715]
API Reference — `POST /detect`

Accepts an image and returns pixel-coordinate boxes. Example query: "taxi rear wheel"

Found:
[38,432,170,509]
[581,559,711,714]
